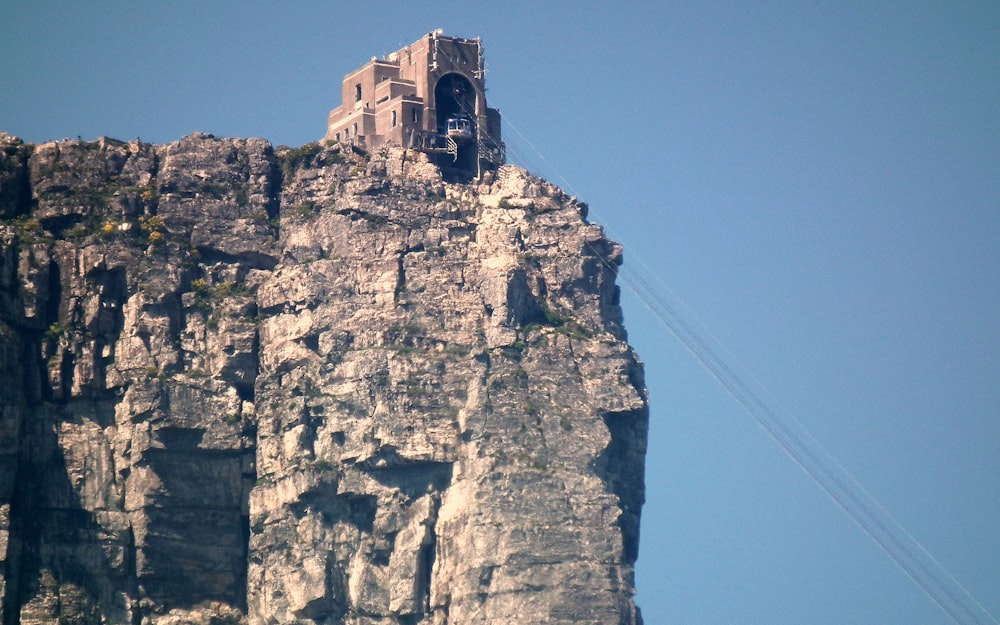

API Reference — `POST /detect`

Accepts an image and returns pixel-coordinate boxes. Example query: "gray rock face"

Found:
[0,132,648,625]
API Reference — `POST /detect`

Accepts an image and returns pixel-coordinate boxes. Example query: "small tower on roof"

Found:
[324,30,505,179]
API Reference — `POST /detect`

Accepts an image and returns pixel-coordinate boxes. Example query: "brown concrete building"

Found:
[324,30,504,178]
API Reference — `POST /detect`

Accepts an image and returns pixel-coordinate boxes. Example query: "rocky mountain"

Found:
[0,131,648,625]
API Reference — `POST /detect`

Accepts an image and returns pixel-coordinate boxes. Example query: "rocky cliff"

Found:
[0,132,647,625]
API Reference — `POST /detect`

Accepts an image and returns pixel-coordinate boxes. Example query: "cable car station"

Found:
[324,30,505,179]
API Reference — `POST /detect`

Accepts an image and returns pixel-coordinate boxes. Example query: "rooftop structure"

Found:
[324,30,504,178]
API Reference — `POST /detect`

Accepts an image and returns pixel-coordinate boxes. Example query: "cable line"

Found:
[494,110,999,625]
[615,261,994,625]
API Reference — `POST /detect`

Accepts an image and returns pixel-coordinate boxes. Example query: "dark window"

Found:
[392,110,397,127]
[355,84,362,102]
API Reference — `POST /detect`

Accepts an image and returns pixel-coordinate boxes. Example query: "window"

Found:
[355,84,362,102]
[353,122,358,136]
[411,108,419,124]
[335,132,340,142]
[391,110,397,127]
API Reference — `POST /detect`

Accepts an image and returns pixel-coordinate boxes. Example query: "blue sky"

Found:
[3,2,999,623]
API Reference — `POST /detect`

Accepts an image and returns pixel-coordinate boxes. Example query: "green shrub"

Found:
[196,181,229,198]
[44,323,67,347]
[140,185,159,203]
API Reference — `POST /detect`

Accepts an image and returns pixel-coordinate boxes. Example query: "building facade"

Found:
[324,30,504,177]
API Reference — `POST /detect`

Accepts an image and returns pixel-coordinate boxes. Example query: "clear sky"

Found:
[3,2,999,623]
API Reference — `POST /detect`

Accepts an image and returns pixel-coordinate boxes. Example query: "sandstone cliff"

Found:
[0,132,647,625]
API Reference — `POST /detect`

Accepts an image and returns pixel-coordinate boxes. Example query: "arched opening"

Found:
[433,73,479,178]
[434,73,477,135]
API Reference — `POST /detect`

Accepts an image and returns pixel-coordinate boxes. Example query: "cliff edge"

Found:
[0,132,647,625]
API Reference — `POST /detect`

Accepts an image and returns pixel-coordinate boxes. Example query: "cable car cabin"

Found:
[446,117,474,142]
